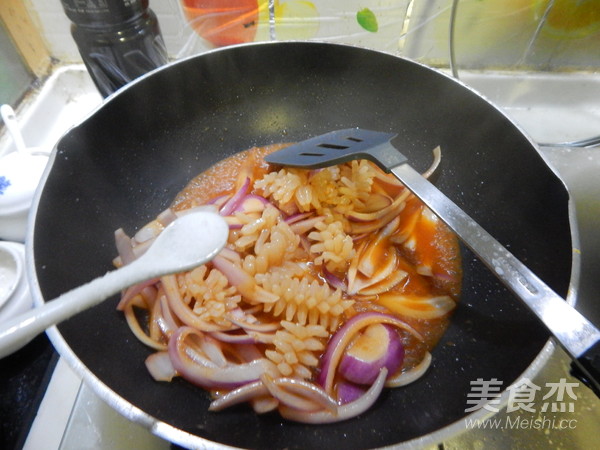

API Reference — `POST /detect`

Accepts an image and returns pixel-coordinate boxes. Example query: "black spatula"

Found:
[265,128,600,396]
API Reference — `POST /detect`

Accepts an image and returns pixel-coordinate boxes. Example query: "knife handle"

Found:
[570,339,600,398]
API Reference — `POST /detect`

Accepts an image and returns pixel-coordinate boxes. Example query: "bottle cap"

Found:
[60,0,146,27]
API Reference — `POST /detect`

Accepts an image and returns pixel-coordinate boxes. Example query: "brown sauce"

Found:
[172,145,461,374]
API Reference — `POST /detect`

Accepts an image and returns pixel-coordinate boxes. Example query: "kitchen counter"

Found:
[0,335,55,449]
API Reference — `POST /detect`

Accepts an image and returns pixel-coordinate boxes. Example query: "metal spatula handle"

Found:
[392,163,600,371]
[265,128,600,396]
[394,162,600,396]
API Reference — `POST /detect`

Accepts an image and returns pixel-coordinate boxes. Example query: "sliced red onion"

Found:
[416,264,434,277]
[211,255,254,292]
[212,376,343,416]
[261,375,324,412]
[156,207,178,226]
[299,235,312,254]
[208,380,268,411]
[381,214,402,237]
[273,378,338,413]
[317,312,423,393]
[279,368,388,423]
[350,249,398,294]
[191,359,272,389]
[116,277,159,310]
[133,220,163,245]
[162,275,232,332]
[130,238,153,259]
[218,246,241,264]
[145,351,177,382]
[346,190,409,223]
[251,396,279,414]
[352,216,401,282]
[233,194,270,214]
[207,194,231,207]
[175,204,219,217]
[289,216,325,235]
[336,380,366,404]
[114,228,135,266]
[212,255,255,291]
[143,285,159,305]
[433,271,456,282]
[356,269,408,296]
[346,240,366,294]
[375,294,456,319]
[390,201,423,246]
[123,303,166,351]
[200,334,228,367]
[385,352,432,388]
[220,176,250,216]
[422,146,442,179]
[348,208,403,236]
[212,255,279,304]
[224,216,244,229]
[247,331,276,344]
[355,243,381,278]
[228,316,280,332]
[227,307,247,322]
[156,295,179,335]
[322,266,347,291]
[234,342,264,363]
[360,193,393,213]
[168,327,272,389]
[373,170,403,187]
[338,323,404,385]
[421,205,439,224]
[132,208,178,245]
[284,211,312,225]
[210,330,256,344]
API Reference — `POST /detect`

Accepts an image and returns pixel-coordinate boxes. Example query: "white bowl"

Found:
[0,151,49,242]
[0,241,34,355]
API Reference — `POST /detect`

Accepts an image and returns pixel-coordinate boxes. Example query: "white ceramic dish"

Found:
[0,152,49,242]
[1,104,50,242]
[0,241,33,354]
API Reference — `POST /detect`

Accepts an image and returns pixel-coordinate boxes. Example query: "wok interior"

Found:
[33,42,571,449]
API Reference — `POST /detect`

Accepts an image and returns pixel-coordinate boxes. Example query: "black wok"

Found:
[30,42,573,449]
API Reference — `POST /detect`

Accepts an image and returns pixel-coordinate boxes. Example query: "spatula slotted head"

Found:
[265,128,407,172]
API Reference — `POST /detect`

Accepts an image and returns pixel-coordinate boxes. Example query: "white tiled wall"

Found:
[24,0,600,70]
[28,0,77,61]
[27,0,418,62]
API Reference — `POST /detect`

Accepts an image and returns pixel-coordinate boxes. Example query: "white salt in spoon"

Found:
[0,210,229,358]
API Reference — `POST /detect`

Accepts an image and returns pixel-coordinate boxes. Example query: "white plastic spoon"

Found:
[0,104,27,157]
[0,104,50,158]
[0,210,229,358]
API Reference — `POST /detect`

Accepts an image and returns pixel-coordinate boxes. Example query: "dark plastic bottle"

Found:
[60,0,168,97]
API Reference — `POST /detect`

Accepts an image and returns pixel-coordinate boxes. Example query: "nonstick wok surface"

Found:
[31,42,572,449]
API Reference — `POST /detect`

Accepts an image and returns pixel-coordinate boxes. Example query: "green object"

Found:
[357,8,378,32]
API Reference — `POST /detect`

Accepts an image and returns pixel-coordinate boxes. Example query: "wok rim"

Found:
[26,40,581,449]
